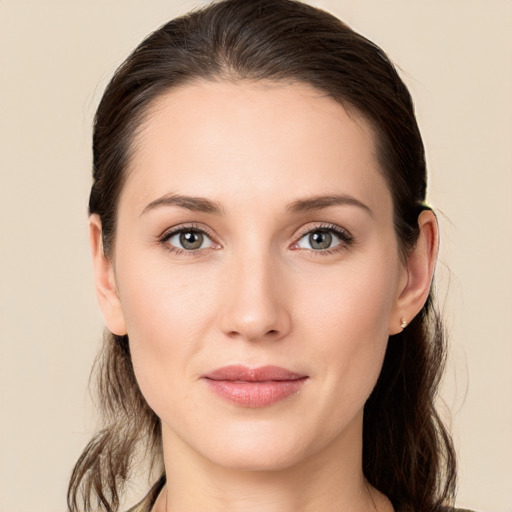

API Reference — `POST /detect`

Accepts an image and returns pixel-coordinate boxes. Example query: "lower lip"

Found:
[204,378,308,407]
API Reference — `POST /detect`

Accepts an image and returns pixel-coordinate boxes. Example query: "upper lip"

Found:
[203,365,307,382]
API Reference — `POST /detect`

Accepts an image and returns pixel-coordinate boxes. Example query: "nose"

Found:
[219,251,292,343]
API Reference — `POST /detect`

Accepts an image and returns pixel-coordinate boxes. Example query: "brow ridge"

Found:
[141,192,371,217]
[141,193,224,216]
[286,194,372,215]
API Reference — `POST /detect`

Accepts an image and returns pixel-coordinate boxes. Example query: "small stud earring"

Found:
[400,318,407,329]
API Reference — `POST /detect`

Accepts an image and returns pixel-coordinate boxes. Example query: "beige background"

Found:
[1,1,511,511]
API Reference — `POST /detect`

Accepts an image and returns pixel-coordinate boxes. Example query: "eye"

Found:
[293,224,353,253]
[161,225,215,253]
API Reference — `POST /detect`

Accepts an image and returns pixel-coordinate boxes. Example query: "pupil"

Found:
[310,231,332,250]
[180,231,203,250]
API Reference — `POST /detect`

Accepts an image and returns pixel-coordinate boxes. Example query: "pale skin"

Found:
[90,80,438,512]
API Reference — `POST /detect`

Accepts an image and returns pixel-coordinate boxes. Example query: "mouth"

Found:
[201,365,309,408]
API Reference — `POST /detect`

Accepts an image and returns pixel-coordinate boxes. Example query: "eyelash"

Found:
[159,223,217,258]
[293,222,354,256]
[158,222,354,257]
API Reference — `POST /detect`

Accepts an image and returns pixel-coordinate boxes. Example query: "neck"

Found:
[153,414,393,512]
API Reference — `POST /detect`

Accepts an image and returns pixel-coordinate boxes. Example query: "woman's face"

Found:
[104,81,410,470]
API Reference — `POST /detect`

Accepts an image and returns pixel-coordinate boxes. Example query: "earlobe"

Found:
[389,210,439,335]
[89,215,127,336]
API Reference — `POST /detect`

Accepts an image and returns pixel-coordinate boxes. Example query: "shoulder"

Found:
[125,474,166,512]
[124,501,154,512]
[124,506,143,512]
[431,507,477,512]
[124,496,154,512]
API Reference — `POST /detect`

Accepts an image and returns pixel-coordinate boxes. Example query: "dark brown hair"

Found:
[68,1,456,511]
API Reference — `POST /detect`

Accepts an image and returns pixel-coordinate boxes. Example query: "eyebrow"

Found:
[141,192,371,217]
[286,194,372,216]
[141,193,225,216]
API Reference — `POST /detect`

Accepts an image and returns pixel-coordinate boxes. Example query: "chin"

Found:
[192,420,321,472]
[207,443,306,472]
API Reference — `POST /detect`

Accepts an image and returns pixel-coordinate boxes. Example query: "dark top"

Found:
[125,475,476,512]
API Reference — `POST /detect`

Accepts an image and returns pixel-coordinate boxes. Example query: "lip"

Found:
[202,365,308,408]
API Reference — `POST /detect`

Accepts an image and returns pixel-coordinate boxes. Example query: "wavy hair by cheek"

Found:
[68,1,456,511]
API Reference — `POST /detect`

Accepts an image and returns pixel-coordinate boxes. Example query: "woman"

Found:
[68,0,474,511]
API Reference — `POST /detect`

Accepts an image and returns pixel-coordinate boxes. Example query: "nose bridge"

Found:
[219,243,291,342]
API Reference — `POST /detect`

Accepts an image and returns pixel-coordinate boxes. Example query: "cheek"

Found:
[296,251,398,343]
[117,248,217,340]
[114,256,218,410]
[294,253,398,404]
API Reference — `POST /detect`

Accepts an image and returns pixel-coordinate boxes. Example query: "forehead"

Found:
[122,80,391,217]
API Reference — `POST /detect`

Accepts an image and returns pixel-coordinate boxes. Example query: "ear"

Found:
[89,214,127,336]
[389,210,439,335]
